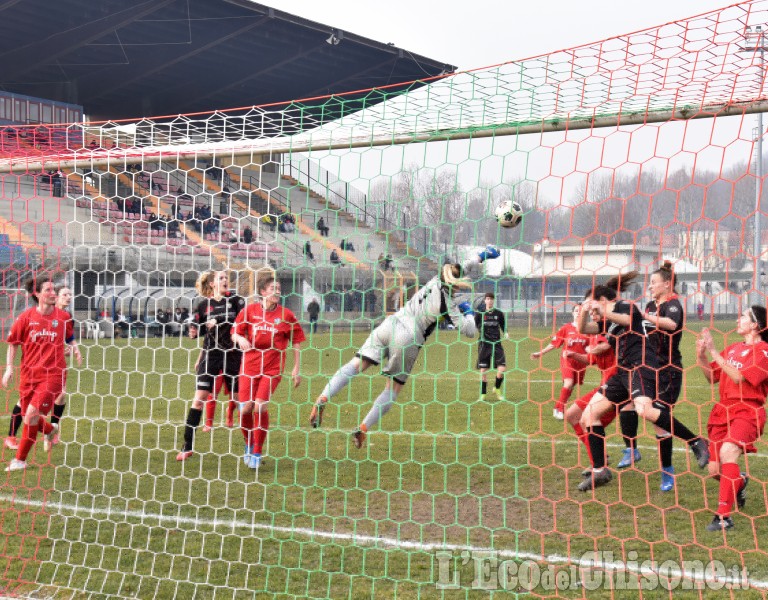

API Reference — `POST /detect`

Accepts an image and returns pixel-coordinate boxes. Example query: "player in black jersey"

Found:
[177,270,245,462]
[577,271,708,491]
[618,261,685,490]
[475,292,508,400]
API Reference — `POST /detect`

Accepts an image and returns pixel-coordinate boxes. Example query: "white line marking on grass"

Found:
[1,495,764,591]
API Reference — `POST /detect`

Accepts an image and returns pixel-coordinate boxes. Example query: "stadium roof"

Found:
[0,0,455,121]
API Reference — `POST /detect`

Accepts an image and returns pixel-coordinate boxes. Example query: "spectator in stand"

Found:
[317,217,329,237]
[242,226,254,244]
[220,187,232,215]
[283,214,296,233]
[151,176,163,194]
[228,229,238,244]
[304,241,314,261]
[88,140,99,151]
[330,249,341,265]
[340,239,356,252]
[262,215,276,232]
[697,302,705,321]
[51,171,63,198]
[307,298,320,334]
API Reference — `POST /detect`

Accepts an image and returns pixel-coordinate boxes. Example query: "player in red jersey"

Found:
[2,276,78,471]
[231,275,305,469]
[6,284,81,451]
[697,306,768,532]
[565,304,619,474]
[531,304,590,420]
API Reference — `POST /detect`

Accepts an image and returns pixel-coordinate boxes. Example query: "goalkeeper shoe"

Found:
[310,396,328,428]
[202,425,212,433]
[578,468,612,492]
[4,436,19,451]
[737,473,749,509]
[352,426,367,449]
[689,438,710,469]
[176,450,193,462]
[43,424,59,452]
[5,459,26,472]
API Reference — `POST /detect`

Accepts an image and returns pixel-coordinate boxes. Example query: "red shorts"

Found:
[239,374,281,402]
[575,387,600,411]
[19,374,66,416]
[707,403,766,461]
[561,364,587,385]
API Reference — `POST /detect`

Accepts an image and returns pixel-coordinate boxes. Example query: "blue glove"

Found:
[458,301,474,316]
[478,245,500,262]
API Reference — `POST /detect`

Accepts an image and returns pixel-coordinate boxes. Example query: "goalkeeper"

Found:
[309,246,501,449]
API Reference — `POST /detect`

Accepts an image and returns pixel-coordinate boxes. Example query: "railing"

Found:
[282,153,398,232]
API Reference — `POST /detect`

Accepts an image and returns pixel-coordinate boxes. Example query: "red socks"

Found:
[555,387,572,412]
[253,411,269,454]
[240,412,254,448]
[16,423,40,462]
[717,462,744,518]
[205,394,216,427]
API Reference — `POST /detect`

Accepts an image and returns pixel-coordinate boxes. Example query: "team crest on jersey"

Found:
[52,320,58,328]
[742,349,751,357]
[274,319,281,325]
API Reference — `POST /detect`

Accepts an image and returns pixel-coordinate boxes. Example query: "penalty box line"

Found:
[0,495,764,591]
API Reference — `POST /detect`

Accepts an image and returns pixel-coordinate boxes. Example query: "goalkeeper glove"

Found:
[478,245,500,262]
[458,301,474,316]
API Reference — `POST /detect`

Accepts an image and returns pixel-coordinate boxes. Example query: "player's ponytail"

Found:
[589,270,639,301]
[750,305,768,343]
[195,271,215,298]
[654,260,677,293]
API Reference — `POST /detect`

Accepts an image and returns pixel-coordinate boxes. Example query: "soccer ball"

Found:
[495,200,523,228]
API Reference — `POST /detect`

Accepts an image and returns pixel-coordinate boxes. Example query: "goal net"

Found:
[1,1,768,597]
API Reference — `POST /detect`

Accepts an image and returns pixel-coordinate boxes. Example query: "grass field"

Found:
[0,322,767,599]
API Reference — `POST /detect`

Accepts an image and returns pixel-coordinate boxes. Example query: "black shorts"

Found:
[652,366,683,411]
[601,367,660,406]
[196,348,242,394]
[477,342,506,369]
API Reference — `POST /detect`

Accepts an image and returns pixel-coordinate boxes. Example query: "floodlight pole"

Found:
[743,26,767,305]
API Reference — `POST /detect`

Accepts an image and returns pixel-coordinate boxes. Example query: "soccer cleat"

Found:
[4,436,19,451]
[737,473,749,509]
[43,424,59,452]
[5,459,26,472]
[578,468,612,492]
[202,425,212,433]
[478,393,487,402]
[246,453,262,469]
[660,466,675,492]
[552,409,564,420]
[491,389,505,401]
[617,448,641,469]
[310,397,328,429]
[51,433,60,447]
[175,450,193,462]
[706,515,734,532]
[352,428,367,449]
[689,438,710,469]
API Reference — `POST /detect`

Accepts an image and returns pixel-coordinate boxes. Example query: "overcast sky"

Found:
[265,1,734,71]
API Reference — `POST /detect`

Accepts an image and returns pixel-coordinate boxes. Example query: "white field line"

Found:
[60,415,768,461]
[0,495,764,591]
